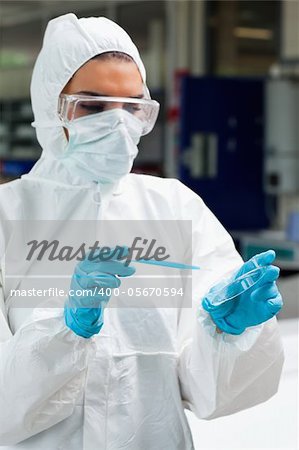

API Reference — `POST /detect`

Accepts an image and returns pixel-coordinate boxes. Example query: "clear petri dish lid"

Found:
[207,265,268,307]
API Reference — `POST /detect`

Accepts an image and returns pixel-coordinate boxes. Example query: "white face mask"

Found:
[60,109,143,184]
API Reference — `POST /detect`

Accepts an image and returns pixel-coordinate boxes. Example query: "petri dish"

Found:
[207,265,267,307]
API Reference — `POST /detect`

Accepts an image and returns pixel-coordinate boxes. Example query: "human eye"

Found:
[123,103,142,115]
[78,101,106,115]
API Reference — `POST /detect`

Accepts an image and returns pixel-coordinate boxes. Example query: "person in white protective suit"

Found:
[0,13,284,450]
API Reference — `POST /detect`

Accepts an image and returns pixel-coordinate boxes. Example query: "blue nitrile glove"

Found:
[64,247,135,338]
[202,250,283,335]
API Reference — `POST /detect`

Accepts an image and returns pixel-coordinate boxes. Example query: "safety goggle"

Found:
[58,94,160,136]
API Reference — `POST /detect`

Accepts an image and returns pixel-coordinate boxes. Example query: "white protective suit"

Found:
[0,13,284,450]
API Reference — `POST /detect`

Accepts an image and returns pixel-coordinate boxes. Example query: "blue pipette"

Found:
[133,259,201,270]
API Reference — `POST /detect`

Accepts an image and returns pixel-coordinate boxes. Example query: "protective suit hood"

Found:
[29,13,147,185]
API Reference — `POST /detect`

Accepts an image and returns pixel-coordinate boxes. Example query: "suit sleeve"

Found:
[174,180,284,419]
[0,269,95,445]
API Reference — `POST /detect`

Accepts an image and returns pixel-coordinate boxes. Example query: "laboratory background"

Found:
[0,0,298,448]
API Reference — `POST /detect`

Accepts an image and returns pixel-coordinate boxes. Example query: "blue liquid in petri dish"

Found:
[208,266,267,307]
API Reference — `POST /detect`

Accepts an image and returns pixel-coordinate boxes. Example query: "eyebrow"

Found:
[75,90,144,98]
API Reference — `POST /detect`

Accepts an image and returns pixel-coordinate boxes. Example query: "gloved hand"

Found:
[64,247,135,338]
[202,250,283,335]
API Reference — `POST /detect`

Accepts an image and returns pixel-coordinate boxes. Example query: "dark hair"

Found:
[64,51,135,88]
[91,51,134,63]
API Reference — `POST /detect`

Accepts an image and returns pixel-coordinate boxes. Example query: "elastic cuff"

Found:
[64,307,103,339]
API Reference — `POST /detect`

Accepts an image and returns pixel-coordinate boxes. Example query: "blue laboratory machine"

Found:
[179,77,269,231]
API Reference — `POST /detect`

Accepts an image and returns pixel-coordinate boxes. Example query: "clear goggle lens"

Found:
[58,94,160,136]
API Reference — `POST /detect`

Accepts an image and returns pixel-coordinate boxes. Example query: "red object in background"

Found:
[167,68,190,123]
